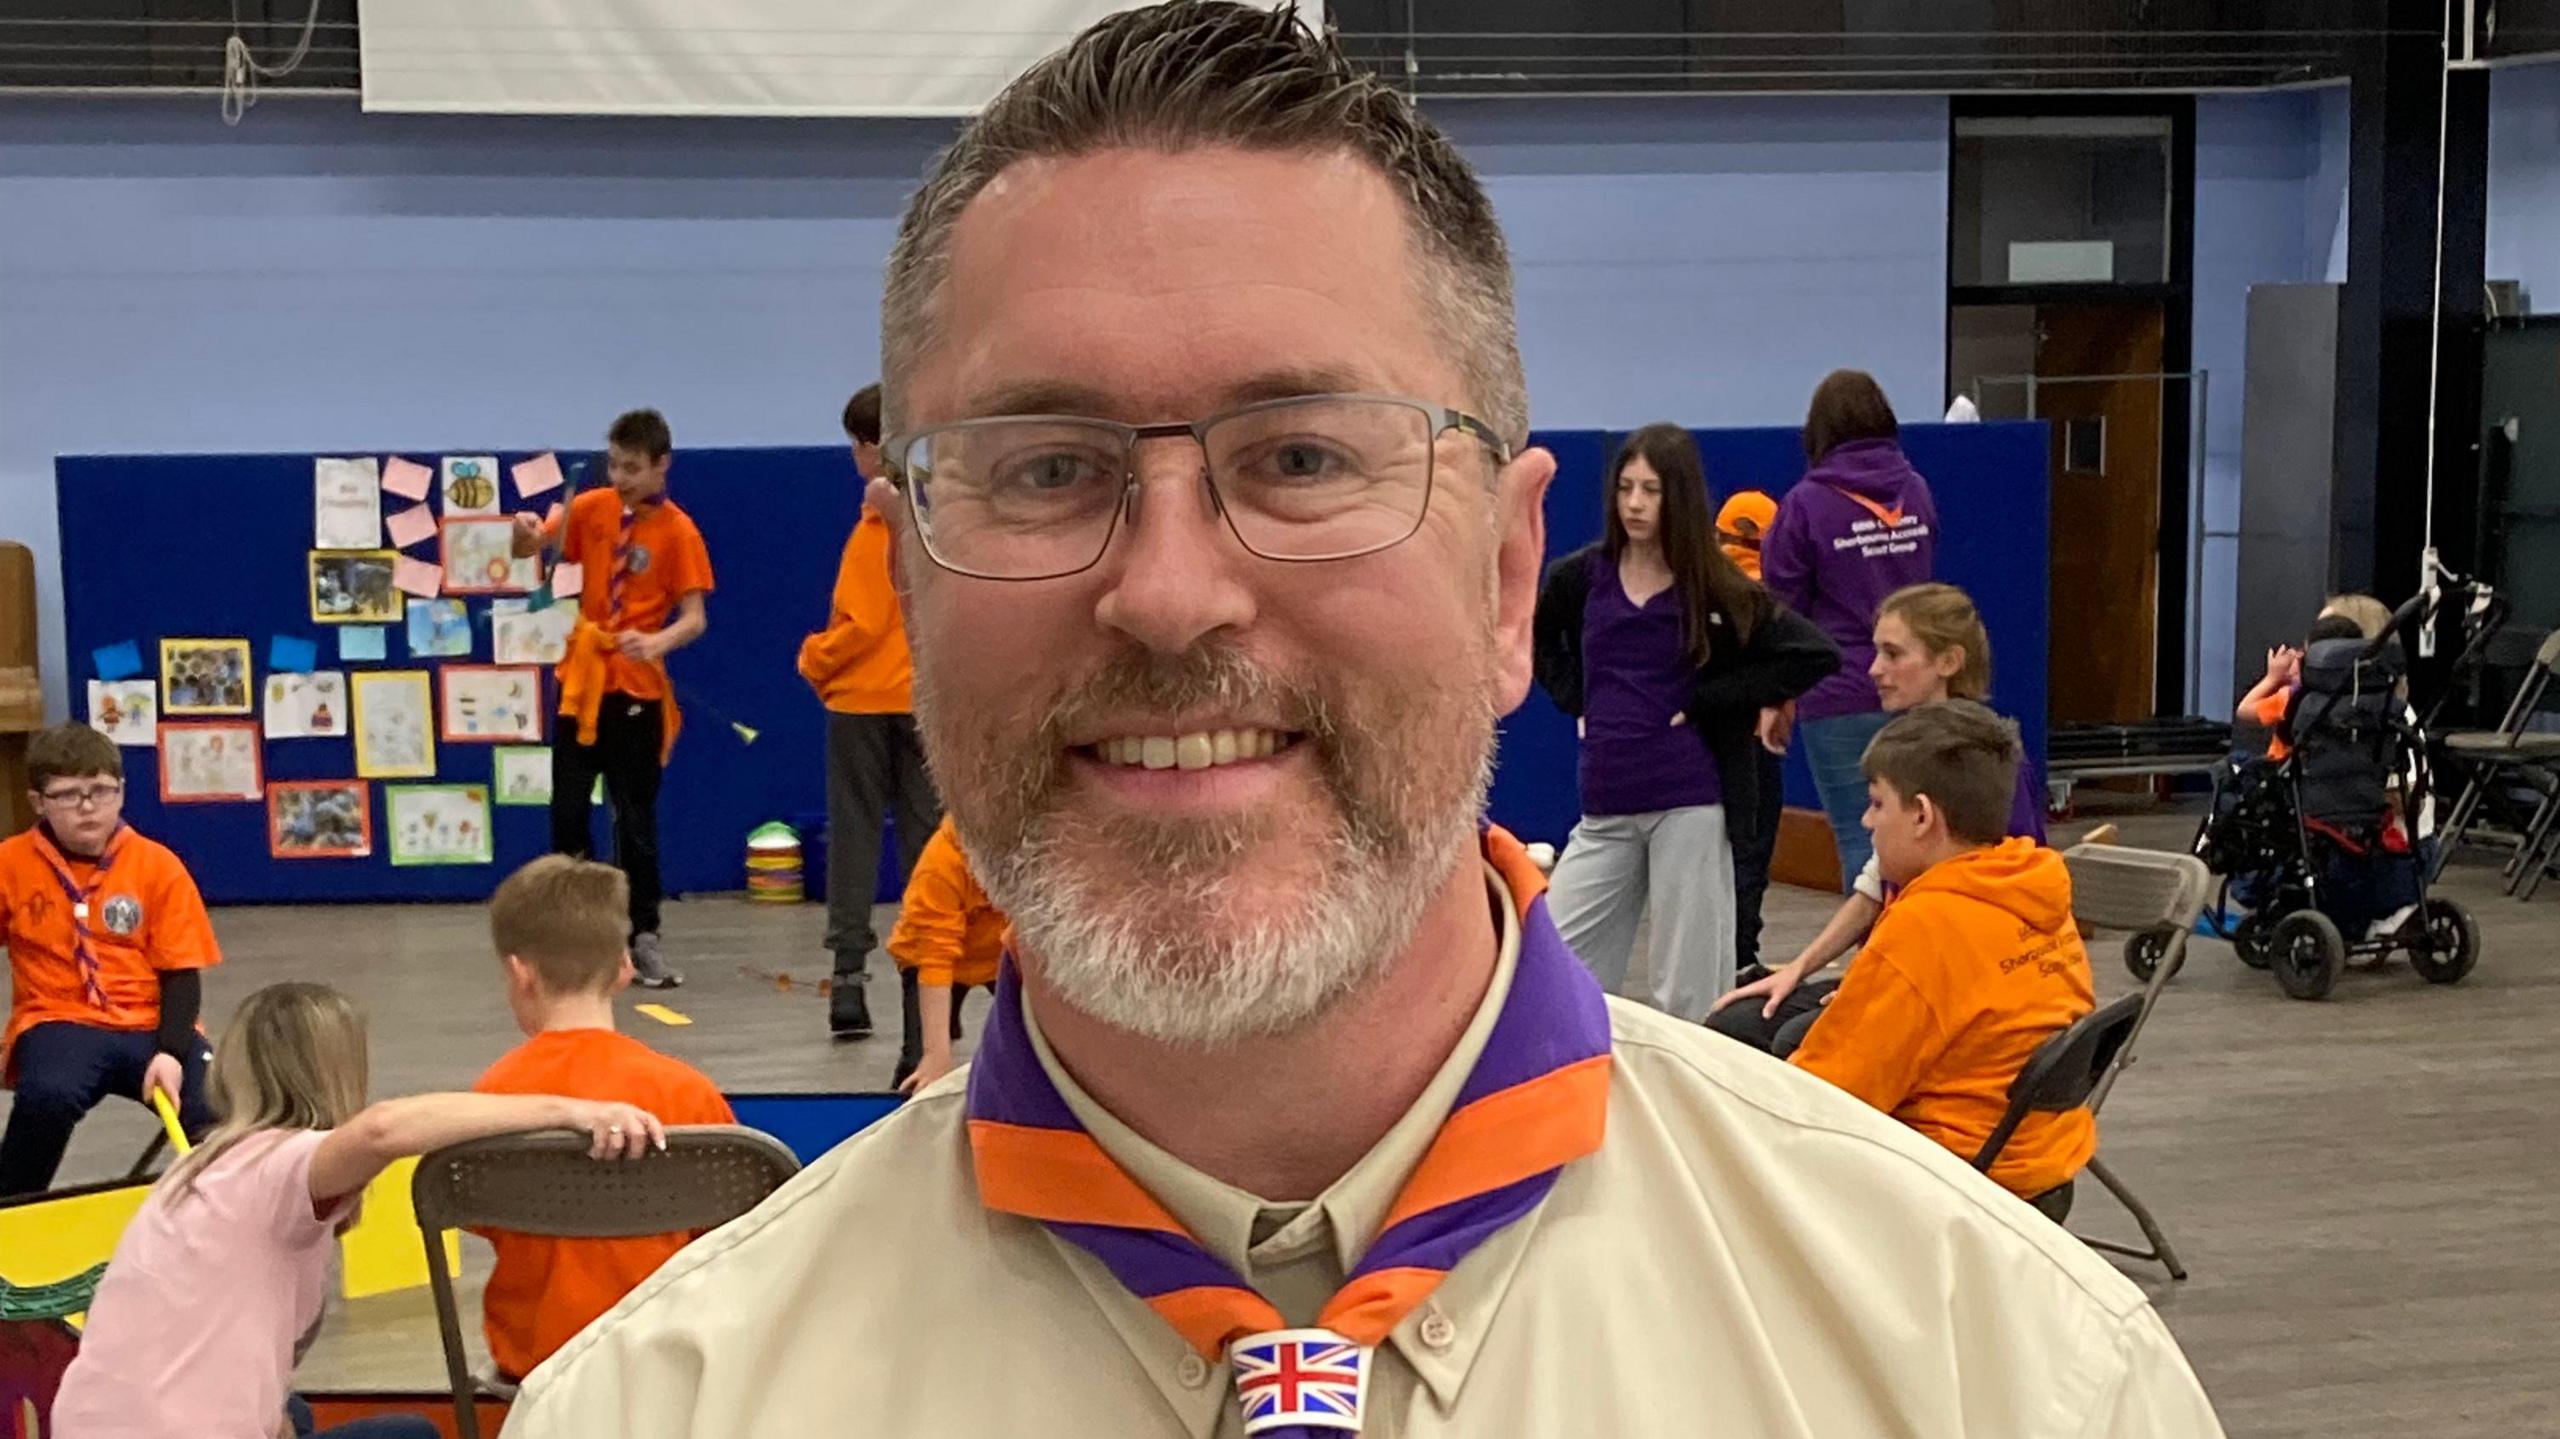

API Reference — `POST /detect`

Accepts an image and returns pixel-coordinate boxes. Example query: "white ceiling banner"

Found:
[358,0,1321,117]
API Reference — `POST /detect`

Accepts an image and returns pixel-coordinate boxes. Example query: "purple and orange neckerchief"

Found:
[30,821,129,1008]
[965,827,1612,1436]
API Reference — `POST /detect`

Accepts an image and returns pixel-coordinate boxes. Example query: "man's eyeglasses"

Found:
[881,394,1511,582]
[39,781,124,810]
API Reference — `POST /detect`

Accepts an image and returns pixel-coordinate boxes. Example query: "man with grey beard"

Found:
[506,6,2223,1436]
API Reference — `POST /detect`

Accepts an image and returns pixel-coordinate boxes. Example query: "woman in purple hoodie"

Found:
[1760,370,1938,888]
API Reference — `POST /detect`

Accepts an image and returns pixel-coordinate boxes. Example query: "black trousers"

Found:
[551,694,664,940]
[0,1021,214,1197]
[824,711,941,975]
[1703,969,1839,1059]
[1730,746,1788,972]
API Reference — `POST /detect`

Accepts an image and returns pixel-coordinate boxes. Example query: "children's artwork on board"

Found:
[87,679,158,746]
[406,598,473,658]
[314,457,383,550]
[352,670,436,778]
[268,781,371,858]
[490,606,573,666]
[159,638,253,715]
[159,722,263,802]
[262,671,349,740]
[441,455,503,516]
[309,551,403,624]
[492,745,553,806]
[386,784,493,866]
[439,665,544,744]
[441,518,538,595]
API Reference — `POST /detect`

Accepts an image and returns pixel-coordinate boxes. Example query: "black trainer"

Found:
[830,979,874,1040]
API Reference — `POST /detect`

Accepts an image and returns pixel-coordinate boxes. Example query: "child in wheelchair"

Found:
[2192,603,2476,1000]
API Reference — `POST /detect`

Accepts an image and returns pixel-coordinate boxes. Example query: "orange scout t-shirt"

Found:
[471,1027,735,1379]
[0,825,220,1082]
[549,488,715,701]
[1790,837,2097,1199]
[885,818,1007,990]
[798,509,915,715]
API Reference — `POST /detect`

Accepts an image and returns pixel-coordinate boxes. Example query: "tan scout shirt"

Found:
[507,865,2223,1437]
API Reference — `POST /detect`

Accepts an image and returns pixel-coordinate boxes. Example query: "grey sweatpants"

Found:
[1547,804,1737,1023]
[824,711,942,975]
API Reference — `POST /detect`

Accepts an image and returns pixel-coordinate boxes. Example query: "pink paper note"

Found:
[384,504,438,549]
[512,452,566,500]
[381,456,433,501]
[548,561,583,598]
[392,557,443,598]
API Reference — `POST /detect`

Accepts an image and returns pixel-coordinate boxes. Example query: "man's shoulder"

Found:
[1598,998,2153,1320]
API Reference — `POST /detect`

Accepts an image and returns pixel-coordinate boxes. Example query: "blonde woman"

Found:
[52,982,663,1439]
[1709,583,2045,1053]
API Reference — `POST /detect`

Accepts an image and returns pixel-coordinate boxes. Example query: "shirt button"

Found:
[1177,1354,1209,1388]
[1418,1310,1457,1351]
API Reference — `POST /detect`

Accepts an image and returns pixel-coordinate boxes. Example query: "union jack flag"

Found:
[1230,1329,1369,1435]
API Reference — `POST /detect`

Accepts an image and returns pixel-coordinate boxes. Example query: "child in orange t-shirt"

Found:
[885,818,1008,1094]
[510,407,715,991]
[1789,701,2096,1201]
[2236,613,2366,762]
[470,854,734,1384]
[0,723,220,1196]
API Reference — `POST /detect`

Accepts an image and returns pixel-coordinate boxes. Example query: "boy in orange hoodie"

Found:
[884,817,1009,1093]
[800,383,944,1043]
[1789,700,2096,1202]
[472,854,734,1385]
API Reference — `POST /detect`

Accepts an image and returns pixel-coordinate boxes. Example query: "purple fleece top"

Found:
[1579,552,1721,817]
[1761,438,1938,720]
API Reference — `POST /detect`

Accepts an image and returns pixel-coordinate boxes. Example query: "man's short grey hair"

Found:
[881,0,1528,445]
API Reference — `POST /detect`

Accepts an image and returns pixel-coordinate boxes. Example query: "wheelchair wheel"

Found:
[2408,897,2479,985]
[2269,910,2345,1001]
[2228,910,2275,970]
[2123,930,2173,983]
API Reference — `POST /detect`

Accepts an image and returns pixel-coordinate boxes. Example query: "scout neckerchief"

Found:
[31,822,129,1009]
[966,827,1612,1436]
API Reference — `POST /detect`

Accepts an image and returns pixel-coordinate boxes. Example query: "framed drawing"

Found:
[492,745,553,806]
[309,550,403,624]
[88,679,159,746]
[439,665,544,744]
[268,780,371,858]
[352,670,436,778]
[159,638,253,715]
[386,784,493,866]
[490,606,572,666]
[262,671,349,740]
[158,721,263,803]
[313,456,383,550]
[441,455,503,516]
[406,597,473,658]
[440,517,538,595]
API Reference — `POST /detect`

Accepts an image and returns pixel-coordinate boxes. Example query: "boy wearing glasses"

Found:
[0,723,220,1195]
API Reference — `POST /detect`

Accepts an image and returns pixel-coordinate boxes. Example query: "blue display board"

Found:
[56,422,2045,902]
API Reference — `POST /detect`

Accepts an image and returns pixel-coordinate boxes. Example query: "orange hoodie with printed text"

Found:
[1790,837,2097,1198]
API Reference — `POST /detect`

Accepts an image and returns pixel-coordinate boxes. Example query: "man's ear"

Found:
[1490,446,1558,713]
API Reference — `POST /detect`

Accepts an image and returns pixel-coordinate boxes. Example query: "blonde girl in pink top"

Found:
[52,982,665,1439]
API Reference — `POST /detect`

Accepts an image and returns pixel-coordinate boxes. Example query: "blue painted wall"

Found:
[2,94,1951,726]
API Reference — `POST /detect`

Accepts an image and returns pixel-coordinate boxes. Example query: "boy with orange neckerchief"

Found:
[0,723,219,1196]
[472,854,734,1385]
[1788,700,2096,1202]
[512,408,714,989]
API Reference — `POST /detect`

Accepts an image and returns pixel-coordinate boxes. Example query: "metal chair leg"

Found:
[422,1224,484,1439]
[123,1131,168,1182]
[2076,1155,2187,1282]
[2522,816,2560,902]
[2504,787,2560,894]
[2431,777,2486,881]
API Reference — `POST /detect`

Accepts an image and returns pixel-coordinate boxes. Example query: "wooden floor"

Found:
[12,806,2559,1434]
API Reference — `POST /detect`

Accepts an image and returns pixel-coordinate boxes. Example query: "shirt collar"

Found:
[1020,855,1541,1414]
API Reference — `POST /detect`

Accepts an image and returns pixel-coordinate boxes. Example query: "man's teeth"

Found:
[1097,729,1287,770]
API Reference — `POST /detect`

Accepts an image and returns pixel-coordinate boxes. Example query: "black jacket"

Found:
[1532,541,1842,840]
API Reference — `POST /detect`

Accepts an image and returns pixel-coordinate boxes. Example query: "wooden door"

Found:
[2036,301,2165,726]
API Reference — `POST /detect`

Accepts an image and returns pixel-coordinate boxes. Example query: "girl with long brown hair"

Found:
[1533,424,1838,1018]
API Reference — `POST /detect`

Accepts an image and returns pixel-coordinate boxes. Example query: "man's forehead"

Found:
[912,144,1452,424]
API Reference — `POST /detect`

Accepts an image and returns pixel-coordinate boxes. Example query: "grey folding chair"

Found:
[2434,628,2560,889]
[410,1126,800,1439]
[2052,841,2210,1281]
